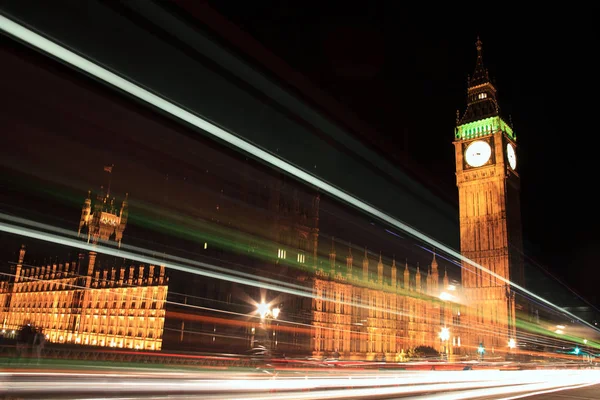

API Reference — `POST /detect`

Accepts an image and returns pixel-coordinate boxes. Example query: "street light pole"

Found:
[256,302,280,355]
[508,338,516,361]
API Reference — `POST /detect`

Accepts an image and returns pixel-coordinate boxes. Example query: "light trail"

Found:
[0,212,315,296]
[0,220,416,324]
[1,369,599,399]
[1,220,596,355]
[0,13,598,336]
[0,211,564,351]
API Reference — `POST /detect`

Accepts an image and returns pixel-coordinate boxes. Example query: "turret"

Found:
[415,264,422,293]
[377,253,383,285]
[117,193,128,248]
[78,190,92,237]
[443,268,449,289]
[86,251,97,288]
[362,248,369,281]
[403,260,410,290]
[346,245,353,277]
[430,252,439,295]
[329,237,336,275]
[14,244,25,283]
[391,256,397,288]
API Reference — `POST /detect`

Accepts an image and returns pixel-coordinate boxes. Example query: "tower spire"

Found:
[362,247,369,281]
[457,36,501,126]
[346,242,353,275]
[470,36,489,87]
[329,237,336,273]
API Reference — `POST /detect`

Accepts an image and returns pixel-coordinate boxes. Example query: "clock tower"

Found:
[454,38,524,356]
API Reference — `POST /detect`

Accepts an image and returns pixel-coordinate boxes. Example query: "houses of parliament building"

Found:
[0,188,169,351]
[0,38,523,361]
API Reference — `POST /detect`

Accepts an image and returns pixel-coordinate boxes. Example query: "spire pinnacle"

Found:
[458,36,501,126]
[470,36,489,87]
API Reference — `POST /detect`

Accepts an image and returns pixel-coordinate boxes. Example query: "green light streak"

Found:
[2,14,598,336]
[0,218,421,319]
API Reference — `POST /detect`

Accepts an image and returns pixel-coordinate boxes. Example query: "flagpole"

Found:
[105,164,114,198]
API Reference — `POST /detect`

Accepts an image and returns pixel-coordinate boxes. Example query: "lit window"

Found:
[478,92,487,100]
[297,252,305,263]
[204,242,208,249]
[277,249,286,259]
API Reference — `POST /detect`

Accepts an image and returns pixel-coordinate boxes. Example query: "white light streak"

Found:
[0,13,598,334]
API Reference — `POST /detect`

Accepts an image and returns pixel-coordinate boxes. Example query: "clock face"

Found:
[506,143,517,170]
[465,140,492,167]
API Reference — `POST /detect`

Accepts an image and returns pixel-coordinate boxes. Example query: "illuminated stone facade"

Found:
[0,189,169,350]
[311,247,456,361]
[454,38,524,355]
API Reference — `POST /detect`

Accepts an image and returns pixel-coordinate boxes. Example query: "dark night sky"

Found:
[199,3,600,307]
[1,5,599,309]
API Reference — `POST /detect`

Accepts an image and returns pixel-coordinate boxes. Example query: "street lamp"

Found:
[477,343,485,360]
[508,338,516,361]
[258,302,270,319]
[256,302,280,353]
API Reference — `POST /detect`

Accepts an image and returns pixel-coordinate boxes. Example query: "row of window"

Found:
[8,300,164,310]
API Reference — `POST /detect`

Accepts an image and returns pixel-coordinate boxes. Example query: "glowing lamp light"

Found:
[0,12,597,349]
[258,302,269,319]
[439,327,450,341]
[439,292,453,301]
[574,347,580,355]
[272,307,281,319]
[508,338,516,349]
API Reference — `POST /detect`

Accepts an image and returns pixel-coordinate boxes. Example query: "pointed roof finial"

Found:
[470,36,490,87]
[348,242,352,257]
